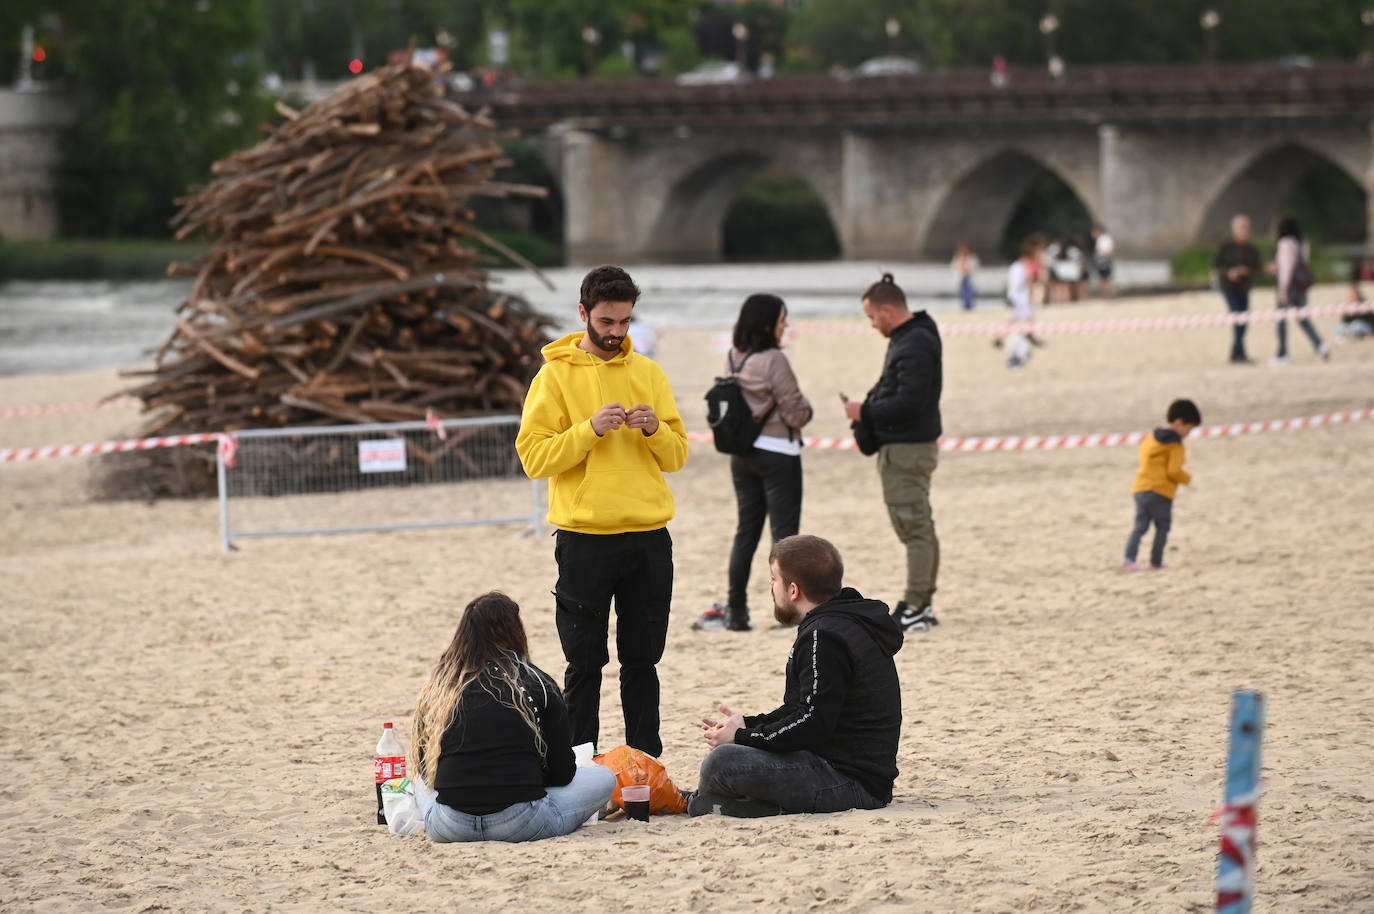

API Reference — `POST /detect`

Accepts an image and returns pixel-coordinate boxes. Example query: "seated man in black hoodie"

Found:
[686,534,904,817]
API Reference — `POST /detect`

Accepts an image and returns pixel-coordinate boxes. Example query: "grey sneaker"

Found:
[893,601,938,634]
[691,602,727,631]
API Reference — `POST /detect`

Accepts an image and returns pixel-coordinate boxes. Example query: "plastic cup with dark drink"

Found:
[622,784,651,822]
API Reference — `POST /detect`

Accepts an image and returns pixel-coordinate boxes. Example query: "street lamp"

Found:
[1201,9,1221,65]
[1362,8,1374,62]
[731,21,749,71]
[1039,13,1060,79]
[885,17,900,54]
[582,26,601,76]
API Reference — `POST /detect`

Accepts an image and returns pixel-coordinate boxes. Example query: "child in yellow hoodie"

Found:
[1122,399,1201,571]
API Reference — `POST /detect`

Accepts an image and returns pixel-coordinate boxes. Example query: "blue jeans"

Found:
[1222,288,1249,361]
[1124,491,1173,567]
[419,765,616,843]
[959,274,976,310]
[688,744,885,818]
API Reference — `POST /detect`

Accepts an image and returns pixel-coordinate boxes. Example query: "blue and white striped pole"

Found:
[1215,690,1264,913]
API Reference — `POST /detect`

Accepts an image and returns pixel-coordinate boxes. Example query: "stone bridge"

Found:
[0,89,72,241]
[465,63,1374,263]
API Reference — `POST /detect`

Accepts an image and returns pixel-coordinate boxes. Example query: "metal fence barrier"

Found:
[215,415,542,552]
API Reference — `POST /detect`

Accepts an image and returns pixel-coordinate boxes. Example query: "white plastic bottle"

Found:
[373,722,405,825]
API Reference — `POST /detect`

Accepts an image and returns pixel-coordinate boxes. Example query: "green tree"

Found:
[260,0,494,78]
[496,0,697,76]
[57,0,271,238]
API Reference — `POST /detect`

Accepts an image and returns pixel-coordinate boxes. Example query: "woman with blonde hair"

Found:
[410,591,614,842]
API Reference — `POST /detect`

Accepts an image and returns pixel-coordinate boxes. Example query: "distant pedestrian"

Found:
[1268,215,1328,365]
[1092,224,1115,298]
[1122,399,1201,572]
[1211,214,1261,364]
[694,294,814,633]
[628,319,658,358]
[999,237,1044,368]
[951,242,979,310]
[844,274,943,634]
[990,56,1008,87]
[1335,251,1374,340]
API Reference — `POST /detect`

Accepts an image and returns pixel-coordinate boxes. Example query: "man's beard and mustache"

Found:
[773,593,804,627]
[585,323,623,354]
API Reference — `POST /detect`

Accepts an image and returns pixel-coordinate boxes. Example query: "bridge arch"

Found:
[1194,141,1368,244]
[639,139,844,263]
[922,148,1098,259]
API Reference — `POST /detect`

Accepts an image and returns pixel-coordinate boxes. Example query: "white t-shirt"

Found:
[1095,233,1115,259]
[1006,260,1034,321]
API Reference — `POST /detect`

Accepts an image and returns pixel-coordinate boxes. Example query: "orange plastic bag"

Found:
[593,745,688,815]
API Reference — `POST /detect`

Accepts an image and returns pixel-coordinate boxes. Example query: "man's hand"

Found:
[626,403,659,436]
[701,703,744,749]
[590,402,627,436]
[843,400,863,422]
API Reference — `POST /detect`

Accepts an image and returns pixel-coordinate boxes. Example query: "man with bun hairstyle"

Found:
[844,273,944,634]
[687,534,903,817]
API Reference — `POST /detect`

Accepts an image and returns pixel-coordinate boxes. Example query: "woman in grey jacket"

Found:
[694,294,814,632]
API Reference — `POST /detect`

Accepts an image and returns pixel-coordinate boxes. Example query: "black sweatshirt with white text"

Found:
[735,588,904,802]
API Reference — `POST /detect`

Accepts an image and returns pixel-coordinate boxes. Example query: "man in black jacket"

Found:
[843,273,943,633]
[687,535,903,817]
[1211,213,1261,364]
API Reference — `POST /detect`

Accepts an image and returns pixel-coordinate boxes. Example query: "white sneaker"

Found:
[1269,356,1290,367]
[1317,343,1331,360]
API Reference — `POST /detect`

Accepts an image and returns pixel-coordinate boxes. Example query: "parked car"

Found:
[675,60,748,86]
[854,56,921,77]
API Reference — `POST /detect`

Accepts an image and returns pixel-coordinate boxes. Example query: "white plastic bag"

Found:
[381,777,426,837]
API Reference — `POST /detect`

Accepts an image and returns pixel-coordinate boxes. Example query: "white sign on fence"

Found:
[358,438,407,473]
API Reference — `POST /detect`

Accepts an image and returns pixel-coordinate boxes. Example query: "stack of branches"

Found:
[94,58,556,500]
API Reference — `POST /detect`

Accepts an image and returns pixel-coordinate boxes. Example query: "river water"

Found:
[0,259,1169,376]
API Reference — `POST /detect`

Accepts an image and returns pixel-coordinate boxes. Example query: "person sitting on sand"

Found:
[410,591,615,842]
[684,535,903,818]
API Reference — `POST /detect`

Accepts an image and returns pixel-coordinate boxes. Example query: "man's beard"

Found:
[585,323,623,354]
[773,595,804,627]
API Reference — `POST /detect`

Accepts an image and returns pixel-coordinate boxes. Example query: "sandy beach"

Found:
[2,287,1372,912]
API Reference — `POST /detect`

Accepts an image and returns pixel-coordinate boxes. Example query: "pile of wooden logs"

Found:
[96,58,556,499]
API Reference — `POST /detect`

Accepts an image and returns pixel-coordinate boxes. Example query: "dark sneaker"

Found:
[725,612,752,632]
[691,602,728,631]
[893,601,939,634]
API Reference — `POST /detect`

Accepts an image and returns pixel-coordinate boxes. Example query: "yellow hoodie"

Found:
[1131,427,1192,500]
[516,332,689,534]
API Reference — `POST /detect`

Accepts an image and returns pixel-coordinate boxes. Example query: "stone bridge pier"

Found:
[0,90,73,240]
[541,120,1372,264]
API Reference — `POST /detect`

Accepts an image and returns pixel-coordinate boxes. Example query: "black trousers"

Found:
[554,528,673,757]
[727,450,802,618]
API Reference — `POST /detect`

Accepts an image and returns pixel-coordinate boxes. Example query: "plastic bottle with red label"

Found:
[374,722,406,825]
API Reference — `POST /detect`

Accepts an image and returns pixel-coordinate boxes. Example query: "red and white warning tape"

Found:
[1,431,238,466]
[0,396,141,420]
[687,408,1373,452]
[796,301,1374,339]
[3,408,1369,464]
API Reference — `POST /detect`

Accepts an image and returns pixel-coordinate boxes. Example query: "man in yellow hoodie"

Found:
[1122,399,1201,571]
[516,265,689,758]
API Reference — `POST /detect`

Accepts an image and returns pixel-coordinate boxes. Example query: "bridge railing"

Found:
[456,62,1374,128]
